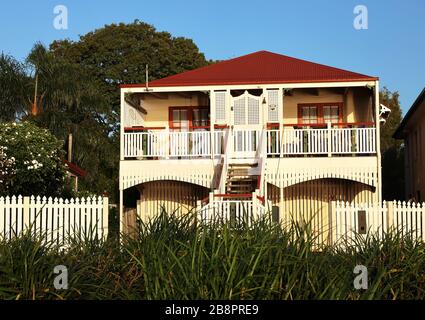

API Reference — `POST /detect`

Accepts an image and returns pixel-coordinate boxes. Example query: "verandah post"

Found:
[327,121,332,157]
[165,126,170,160]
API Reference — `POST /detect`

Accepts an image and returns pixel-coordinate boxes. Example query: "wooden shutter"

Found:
[267,90,279,122]
[214,91,226,122]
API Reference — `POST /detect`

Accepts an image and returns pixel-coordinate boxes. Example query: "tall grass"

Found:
[1,211,425,300]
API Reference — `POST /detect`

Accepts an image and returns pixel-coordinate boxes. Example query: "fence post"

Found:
[387,200,394,233]
[196,200,202,225]
[23,196,30,231]
[252,192,258,221]
[102,197,109,240]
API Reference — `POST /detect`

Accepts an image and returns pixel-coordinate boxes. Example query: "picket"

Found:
[334,200,425,245]
[0,195,109,245]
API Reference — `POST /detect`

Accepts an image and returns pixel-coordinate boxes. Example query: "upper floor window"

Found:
[301,106,318,124]
[192,108,210,127]
[323,105,341,123]
[169,106,210,131]
[298,103,343,125]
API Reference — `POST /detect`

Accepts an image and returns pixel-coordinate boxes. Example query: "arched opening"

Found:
[267,178,376,244]
[122,180,210,235]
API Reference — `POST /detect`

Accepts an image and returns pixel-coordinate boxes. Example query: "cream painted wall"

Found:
[268,178,376,244]
[282,87,373,124]
[124,88,373,128]
[136,180,209,222]
[125,93,209,128]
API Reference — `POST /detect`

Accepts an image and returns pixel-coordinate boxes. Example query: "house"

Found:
[119,50,382,240]
[63,133,87,192]
[394,88,425,202]
[63,159,87,192]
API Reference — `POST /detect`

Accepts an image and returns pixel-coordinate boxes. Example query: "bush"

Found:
[0,121,66,196]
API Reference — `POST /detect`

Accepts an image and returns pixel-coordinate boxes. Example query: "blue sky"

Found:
[0,0,424,113]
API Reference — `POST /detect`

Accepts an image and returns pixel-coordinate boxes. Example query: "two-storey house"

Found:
[119,50,381,241]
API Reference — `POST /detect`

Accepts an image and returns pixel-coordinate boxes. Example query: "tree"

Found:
[40,20,209,201]
[0,122,66,197]
[25,43,117,200]
[379,87,404,200]
[49,20,209,135]
[0,53,29,121]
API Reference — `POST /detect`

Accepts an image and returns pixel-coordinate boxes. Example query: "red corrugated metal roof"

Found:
[121,50,378,88]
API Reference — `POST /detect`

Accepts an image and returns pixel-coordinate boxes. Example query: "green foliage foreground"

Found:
[1,212,425,300]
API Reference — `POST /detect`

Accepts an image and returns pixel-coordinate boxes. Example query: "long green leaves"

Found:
[1,211,425,300]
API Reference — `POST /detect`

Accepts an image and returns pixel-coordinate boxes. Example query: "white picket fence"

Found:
[0,195,109,245]
[333,201,425,245]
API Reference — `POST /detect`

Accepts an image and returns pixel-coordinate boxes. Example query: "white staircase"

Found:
[197,128,268,224]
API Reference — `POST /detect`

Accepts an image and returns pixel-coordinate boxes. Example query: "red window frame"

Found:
[297,103,343,126]
[168,106,210,130]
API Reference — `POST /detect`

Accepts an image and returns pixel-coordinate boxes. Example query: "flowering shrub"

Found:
[0,122,66,196]
[0,146,16,192]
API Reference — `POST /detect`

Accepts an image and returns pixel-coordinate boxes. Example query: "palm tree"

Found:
[0,53,29,121]
[26,43,118,197]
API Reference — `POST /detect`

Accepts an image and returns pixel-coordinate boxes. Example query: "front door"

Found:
[232,91,262,158]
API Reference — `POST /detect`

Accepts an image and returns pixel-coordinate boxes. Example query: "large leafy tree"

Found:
[379,87,404,200]
[0,53,30,121]
[49,20,209,134]
[22,21,208,201]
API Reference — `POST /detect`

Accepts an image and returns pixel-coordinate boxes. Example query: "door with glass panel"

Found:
[298,103,342,154]
[170,108,190,157]
[192,107,210,156]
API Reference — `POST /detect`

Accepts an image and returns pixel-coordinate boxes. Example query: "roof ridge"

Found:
[260,50,374,78]
[147,50,268,82]
[121,50,378,88]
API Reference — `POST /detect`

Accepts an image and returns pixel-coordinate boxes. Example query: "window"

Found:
[171,108,189,131]
[301,106,318,124]
[298,103,342,125]
[169,107,210,131]
[192,108,210,127]
[323,105,340,124]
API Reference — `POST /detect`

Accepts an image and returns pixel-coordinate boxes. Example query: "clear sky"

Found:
[0,0,424,113]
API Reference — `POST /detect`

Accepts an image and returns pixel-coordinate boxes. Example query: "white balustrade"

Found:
[124,126,377,159]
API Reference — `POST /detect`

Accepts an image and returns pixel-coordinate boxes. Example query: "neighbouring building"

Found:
[119,50,382,241]
[394,88,425,202]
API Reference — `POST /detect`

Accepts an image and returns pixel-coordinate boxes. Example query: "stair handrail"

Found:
[256,129,267,199]
[218,127,232,194]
